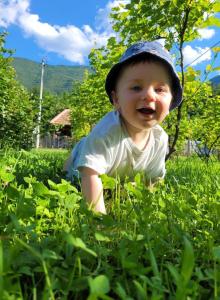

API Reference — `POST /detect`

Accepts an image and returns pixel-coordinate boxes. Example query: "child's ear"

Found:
[111,91,120,109]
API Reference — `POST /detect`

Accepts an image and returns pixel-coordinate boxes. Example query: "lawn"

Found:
[0,149,220,299]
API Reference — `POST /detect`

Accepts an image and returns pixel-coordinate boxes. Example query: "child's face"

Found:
[111,61,172,134]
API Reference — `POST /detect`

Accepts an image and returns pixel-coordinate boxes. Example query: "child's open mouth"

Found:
[137,108,156,115]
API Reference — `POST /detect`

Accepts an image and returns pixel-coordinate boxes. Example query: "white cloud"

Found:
[198,28,215,40]
[0,0,29,27]
[95,0,129,34]
[0,0,123,64]
[183,45,212,67]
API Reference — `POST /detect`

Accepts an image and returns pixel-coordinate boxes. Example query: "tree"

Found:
[30,87,71,137]
[110,0,220,158]
[0,32,35,149]
[69,38,125,141]
[68,0,220,159]
[184,68,220,159]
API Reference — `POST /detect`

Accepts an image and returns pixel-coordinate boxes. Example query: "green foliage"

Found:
[110,0,220,157]
[88,275,110,299]
[163,67,220,156]
[211,75,220,95]
[30,88,73,137]
[12,57,89,94]
[69,38,125,141]
[69,70,112,140]
[0,150,220,298]
[183,68,220,157]
[0,148,68,186]
[68,0,220,158]
[0,32,35,149]
[111,0,218,47]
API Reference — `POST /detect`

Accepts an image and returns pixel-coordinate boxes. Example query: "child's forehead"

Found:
[120,60,172,81]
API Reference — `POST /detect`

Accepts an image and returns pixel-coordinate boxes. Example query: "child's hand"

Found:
[80,167,106,214]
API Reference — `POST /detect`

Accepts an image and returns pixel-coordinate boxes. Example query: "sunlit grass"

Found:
[0,150,219,299]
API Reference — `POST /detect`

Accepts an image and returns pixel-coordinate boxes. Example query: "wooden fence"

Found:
[39,133,72,148]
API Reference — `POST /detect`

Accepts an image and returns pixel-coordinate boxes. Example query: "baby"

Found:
[65,41,182,214]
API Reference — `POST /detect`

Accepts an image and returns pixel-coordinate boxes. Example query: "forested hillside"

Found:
[211,75,220,94]
[12,57,89,94]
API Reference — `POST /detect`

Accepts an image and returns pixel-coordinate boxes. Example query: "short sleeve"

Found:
[75,134,112,175]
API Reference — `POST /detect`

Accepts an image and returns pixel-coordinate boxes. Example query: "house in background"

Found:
[40,109,72,148]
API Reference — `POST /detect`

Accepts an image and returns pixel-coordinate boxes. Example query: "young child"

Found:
[65,41,182,214]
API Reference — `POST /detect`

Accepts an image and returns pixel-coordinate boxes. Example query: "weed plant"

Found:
[0,148,68,186]
[0,150,219,299]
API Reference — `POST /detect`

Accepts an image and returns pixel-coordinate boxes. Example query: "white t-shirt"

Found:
[68,111,168,182]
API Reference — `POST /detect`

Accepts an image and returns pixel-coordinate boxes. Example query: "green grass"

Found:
[0,148,69,186]
[0,150,219,299]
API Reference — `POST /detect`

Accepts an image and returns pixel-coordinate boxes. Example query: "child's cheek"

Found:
[157,100,170,118]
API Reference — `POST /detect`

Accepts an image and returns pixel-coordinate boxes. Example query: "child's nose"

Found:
[141,87,156,102]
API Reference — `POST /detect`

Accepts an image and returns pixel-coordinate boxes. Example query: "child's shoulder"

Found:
[151,124,168,142]
[91,111,122,138]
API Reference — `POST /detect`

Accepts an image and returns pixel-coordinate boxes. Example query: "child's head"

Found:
[105,41,182,133]
[105,41,182,111]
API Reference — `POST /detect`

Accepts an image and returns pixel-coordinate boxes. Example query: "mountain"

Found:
[11,57,89,94]
[12,57,220,95]
[210,75,220,94]
[210,75,220,86]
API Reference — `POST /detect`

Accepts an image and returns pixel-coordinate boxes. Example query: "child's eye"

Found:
[131,86,142,91]
[155,86,166,93]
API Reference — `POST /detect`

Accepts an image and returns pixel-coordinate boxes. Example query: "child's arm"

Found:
[80,167,106,214]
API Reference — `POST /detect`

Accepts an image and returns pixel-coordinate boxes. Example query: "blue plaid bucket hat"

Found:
[105,41,182,110]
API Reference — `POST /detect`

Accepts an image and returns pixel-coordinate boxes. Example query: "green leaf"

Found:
[212,67,220,72]
[205,64,212,72]
[212,47,220,53]
[0,239,3,295]
[88,275,110,296]
[17,199,36,218]
[48,179,78,193]
[32,182,50,196]
[0,169,15,183]
[180,237,194,284]
[24,176,35,184]
[42,249,63,260]
[133,280,146,300]
[167,264,181,285]
[47,179,58,189]
[202,16,220,27]
[147,245,160,278]
[5,185,21,199]
[66,235,97,257]
[115,282,130,300]
[100,174,116,190]
[18,266,33,276]
[213,246,220,262]
[95,232,110,242]
[158,198,165,208]
[213,2,220,13]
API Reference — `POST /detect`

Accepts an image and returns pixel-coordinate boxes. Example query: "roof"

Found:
[50,109,71,126]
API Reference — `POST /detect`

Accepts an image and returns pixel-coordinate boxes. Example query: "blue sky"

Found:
[0,0,220,78]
